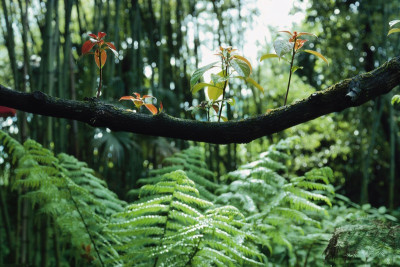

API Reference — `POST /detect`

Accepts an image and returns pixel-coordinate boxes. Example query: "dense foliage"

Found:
[1,0,400,266]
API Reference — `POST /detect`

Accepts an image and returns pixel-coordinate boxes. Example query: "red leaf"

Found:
[133,93,141,98]
[98,32,106,39]
[88,33,97,39]
[119,96,135,101]
[159,101,163,112]
[106,42,119,57]
[142,95,154,99]
[279,30,293,36]
[144,104,158,115]
[81,40,95,55]
[295,39,307,50]
[94,50,107,68]
[212,104,219,114]
[0,106,16,117]
[106,42,116,50]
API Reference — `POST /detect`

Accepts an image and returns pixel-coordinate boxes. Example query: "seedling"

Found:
[119,93,162,115]
[261,30,328,106]
[190,46,263,122]
[81,32,118,98]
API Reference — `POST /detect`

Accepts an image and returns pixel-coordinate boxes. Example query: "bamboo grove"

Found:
[1,0,400,266]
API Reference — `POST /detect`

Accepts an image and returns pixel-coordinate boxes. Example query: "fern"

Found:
[128,147,219,201]
[216,137,335,265]
[109,170,264,266]
[0,130,124,266]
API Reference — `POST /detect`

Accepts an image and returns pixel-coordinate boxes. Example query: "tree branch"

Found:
[1,57,400,144]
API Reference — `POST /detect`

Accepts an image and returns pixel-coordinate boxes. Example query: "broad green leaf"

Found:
[231,59,251,77]
[303,50,329,65]
[226,98,235,106]
[291,65,303,73]
[273,38,293,57]
[245,77,264,93]
[207,86,223,101]
[220,116,228,122]
[388,28,400,36]
[191,82,213,95]
[190,62,218,87]
[232,55,252,74]
[260,54,279,62]
[389,20,400,27]
[391,95,400,109]
[211,74,229,84]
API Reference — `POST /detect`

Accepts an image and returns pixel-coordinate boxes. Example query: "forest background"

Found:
[0,0,400,266]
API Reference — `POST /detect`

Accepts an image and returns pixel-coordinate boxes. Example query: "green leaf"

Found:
[391,95,400,109]
[226,98,235,106]
[191,82,213,95]
[260,54,279,62]
[231,59,251,77]
[232,55,252,74]
[245,77,264,93]
[291,66,303,73]
[220,116,228,122]
[211,74,229,84]
[190,62,218,87]
[302,50,329,65]
[207,86,224,101]
[273,38,293,57]
[389,20,400,27]
[388,28,400,36]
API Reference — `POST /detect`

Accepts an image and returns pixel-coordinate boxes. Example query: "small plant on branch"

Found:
[388,19,400,36]
[190,46,263,122]
[260,30,328,106]
[119,92,162,115]
[81,32,118,98]
[388,19,400,108]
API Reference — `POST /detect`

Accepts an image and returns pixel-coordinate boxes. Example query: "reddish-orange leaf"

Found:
[119,96,135,101]
[279,30,293,36]
[159,101,163,112]
[297,32,318,38]
[81,40,95,55]
[142,95,154,99]
[98,32,106,39]
[106,42,119,57]
[295,39,307,50]
[133,93,141,98]
[133,99,144,109]
[144,103,158,115]
[88,33,97,39]
[94,50,107,69]
[212,104,219,114]
[106,42,116,50]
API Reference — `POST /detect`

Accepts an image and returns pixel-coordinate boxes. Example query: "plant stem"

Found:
[284,37,296,106]
[96,50,102,98]
[218,65,229,122]
[67,185,104,267]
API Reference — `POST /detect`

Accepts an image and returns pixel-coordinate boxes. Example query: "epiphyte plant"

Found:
[388,19,400,36]
[190,46,264,122]
[261,30,328,106]
[388,19,400,109]
[81,32,118,98]
[119,92,162,115]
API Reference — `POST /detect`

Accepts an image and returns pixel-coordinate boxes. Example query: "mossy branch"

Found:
[1,56,400,144]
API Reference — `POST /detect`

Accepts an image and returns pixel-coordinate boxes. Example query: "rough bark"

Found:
[1,57,400,144]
